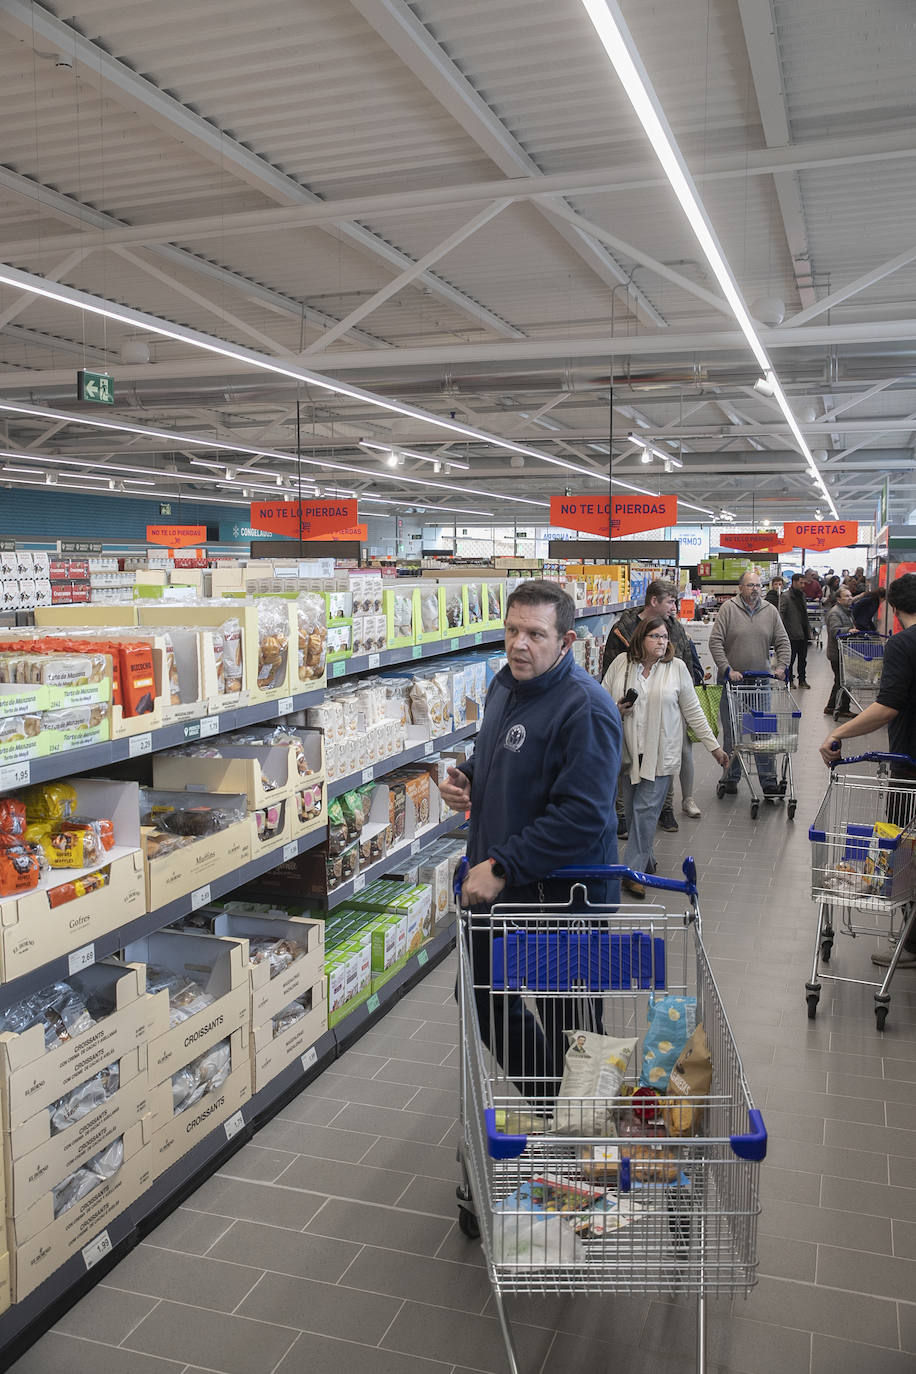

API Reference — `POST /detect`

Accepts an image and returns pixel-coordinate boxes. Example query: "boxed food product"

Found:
[383,586,416,649]
[139,788,250,909]
[145,1028,251,1178]
[417,851,452,934]
[186,904,324,1028]
[250,980,327,1091]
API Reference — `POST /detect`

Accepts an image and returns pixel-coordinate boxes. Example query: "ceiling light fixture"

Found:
[580,0,838,519]
[359,440,469,471]
[629,433,682,467]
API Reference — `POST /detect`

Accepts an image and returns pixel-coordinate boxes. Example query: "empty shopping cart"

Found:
[837,631,887,715]
[718,673,801,819]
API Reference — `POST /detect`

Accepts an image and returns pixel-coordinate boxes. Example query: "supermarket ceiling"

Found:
[0,0,915,528]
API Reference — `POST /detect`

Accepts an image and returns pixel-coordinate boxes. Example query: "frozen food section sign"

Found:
[249,500,358,539]
[550,495,677,538]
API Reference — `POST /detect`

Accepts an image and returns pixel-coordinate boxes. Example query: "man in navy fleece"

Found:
[440,580,622,1098]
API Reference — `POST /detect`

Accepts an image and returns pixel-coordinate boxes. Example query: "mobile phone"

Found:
[621,688,639,706]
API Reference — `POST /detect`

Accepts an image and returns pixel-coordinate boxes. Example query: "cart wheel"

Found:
[458,1206,480,1240]
[716,782,725,799]
[820,935,833,964]
[750,801,759,819]
[806,992,819,1019]
[787,800,797,820]
[875,1005,888,1032]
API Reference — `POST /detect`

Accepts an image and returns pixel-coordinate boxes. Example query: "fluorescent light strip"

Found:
[579,0,838,519]
[358,440,470,471]
[0,270,599,482]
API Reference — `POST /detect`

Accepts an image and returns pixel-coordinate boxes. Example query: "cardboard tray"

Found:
[189,906,324,1026]
[140,790,251,910]
[152,742,300,808]
[250,983,326,1093]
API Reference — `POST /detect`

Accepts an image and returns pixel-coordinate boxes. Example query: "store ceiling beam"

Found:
[0,247,93,329]
[781,244,916,328]
[347,0,667,329]
[737,0,816,311]
[0,0,524,343]
[825,410,916,463]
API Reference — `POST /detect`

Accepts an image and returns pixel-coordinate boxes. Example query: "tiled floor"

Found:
[10,653,916,1374]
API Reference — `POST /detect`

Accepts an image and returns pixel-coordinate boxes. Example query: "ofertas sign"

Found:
[146,524,206,548]
[249,500,358,539]
[783,520,858,551]
[550,495,677,538]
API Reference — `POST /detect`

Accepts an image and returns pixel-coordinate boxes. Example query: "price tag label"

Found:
[417,948,429,967]
[82,1230,113,1271]
[68,943,95,975]
[283,840,299,863]
[277,696,294,716]
[300,1046,318,1072]
[332,660,346,677]
[361,766,374,784]
[128,732,153,758]
[191,883,212,911]
[410,838,420,856]
[424,740,433,756]
[0,760,30,791]
[366,993,380,1014]
[368,653,380,669]
[200,715,220,738]
[353,873,366,893]
[474,632,483,645]
[411,645,423,659]
[224,1109,245,1141]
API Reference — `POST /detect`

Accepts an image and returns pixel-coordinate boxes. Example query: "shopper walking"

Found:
[764,575,785,608]
[709,569,791,794]
[819,572,916,968]
[604,617,728,898]
[779,572,812,687]
[824,585,855,718]
[441,579,622,1095]
[803,568,822,601]
[852,585,886,632]
[600,578,706,825]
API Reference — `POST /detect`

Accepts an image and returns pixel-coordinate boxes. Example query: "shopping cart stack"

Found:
[454,858,765,1374]
[837,631,886,716]
[806,751,916,1031]
[718,674,801,819]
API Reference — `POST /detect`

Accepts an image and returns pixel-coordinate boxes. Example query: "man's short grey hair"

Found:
[738,570,761,586]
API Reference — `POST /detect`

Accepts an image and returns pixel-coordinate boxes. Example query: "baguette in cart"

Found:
[453,857,766,1374]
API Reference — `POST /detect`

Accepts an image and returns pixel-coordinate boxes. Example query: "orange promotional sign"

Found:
[303,523,368,543]
[146,524,206,548]
[550,495,677,538]
[718,533,781,552]
[783,521,858,551]
[249,500,358,539]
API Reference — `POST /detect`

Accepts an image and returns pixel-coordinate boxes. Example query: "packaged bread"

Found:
[297,591,327,682]
[256,598,290,691]
[664,1023,712,1136]
[220,618,243,694]
[0,833,42,896]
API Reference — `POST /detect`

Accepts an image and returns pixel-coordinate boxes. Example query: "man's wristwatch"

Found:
[487,858,507,879]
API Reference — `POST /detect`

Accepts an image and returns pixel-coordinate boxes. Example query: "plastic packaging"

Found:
[53,1137,124,1218]
[0,980,95,1049]
[256,598,290,690]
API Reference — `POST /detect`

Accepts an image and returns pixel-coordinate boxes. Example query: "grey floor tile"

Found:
[899,1301,916,1354]
[271,1093,350,1126]
[371,1058,458,1090]
[824,1118,916,1159]
[381,1300,554,1373]
[360,1133,459,1182]
[765,1084,886,1125]
[887,1101,916,1131]
[759,1164,823,1206]
[758,1196,893,1252]
[403,1084,460,1117]
[889,1155,915,1187]
[184,1174,325,1229]
[277,1150,415,1204]
[306,1195,453,1255]
[766,1134,890,1184]
[208,1215,361,1281]
[238,1270,402,1341]
[256,1114,378,1161]
[756,1232,818,1282]
[893,1218,916,1260]
[809,1333,916,1374]
[300,1070,418,1108]
[330,1099,455,1145]
[740,1273,899,1348]
[9,1334,185,1374]
[820,1173,916,1223]
[341,1244,492,1313]
[143,1204,236,1256]
[817,1241,916,1301]
[53,1285,159,1343]
[434,1221,487,1266]
[123,1299,297,1373]
[102,1243,262,1313]
[395,1172,468,1218]
[217,1142,300,1182]
[646,1303,813,1374]
[356,1031,452,1064]
[273,1331,454,1374]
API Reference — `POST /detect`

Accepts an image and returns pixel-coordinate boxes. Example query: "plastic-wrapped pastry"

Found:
[248,937,305,979]
[53,1137,124,1218]
[23,782,78,824]
[145,967,213,1027]
[257,599,290,690]
[297,591,327,682]
[327,798,348,856]
[444,585,463,628]
[487,584,501,619]
[49,1063,120,1135]
[0,979,95,1049]
[272,995,310,1036]
[418,588,440,634]
[220,618,243,694]
[0,797,26,836]
[171,1038,231,1115]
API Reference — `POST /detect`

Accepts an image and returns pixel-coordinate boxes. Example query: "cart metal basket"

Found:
[806,751,916,1031]
[718,673,801,819]
[455,858,765,1374]
[837,631,887,715]
[807,602,824,651]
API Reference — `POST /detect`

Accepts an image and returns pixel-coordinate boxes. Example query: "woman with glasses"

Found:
[603,617,729,897]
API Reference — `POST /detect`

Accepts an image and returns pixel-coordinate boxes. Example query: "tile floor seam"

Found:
[333,1242,368,1287]
[202,1217,237,1255]
[229,1270,271,1316]
[115,1295,163,1348]
[374,1296,407,1350]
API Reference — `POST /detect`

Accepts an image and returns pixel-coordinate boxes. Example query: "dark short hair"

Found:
[644,578,678,608]
[505,579,575,636]
[888,573,916,616]
[791,573,804,585]
[628,615,674,663]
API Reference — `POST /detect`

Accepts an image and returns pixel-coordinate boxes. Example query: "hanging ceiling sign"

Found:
[783,521,859,551]
[249,500,358,539]
[302,524,368,542]
[146,524,206,548]
[718,533,783,552]
[549,495,677,538]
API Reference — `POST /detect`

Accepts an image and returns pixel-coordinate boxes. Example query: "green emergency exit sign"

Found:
[77,370,114,405]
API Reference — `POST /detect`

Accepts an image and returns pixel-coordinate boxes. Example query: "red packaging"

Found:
[50,583,73,605]
[0,798,26,836]
[0,835,41,897]
[119,643,156,716]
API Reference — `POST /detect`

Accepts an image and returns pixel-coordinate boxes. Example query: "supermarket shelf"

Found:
[317,812,468,910]
[0,823,329,1006]
[330,626,503,677]
[0,920,457,1367]
[327,721,478,800]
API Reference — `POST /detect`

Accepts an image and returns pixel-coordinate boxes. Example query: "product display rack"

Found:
[315,812,468,911]
[327,721,479,800]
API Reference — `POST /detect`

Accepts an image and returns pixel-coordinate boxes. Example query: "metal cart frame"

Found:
[455,858,766,1374]
[717,672,801,820]
[807,602,825,652]
[837,631,887,717]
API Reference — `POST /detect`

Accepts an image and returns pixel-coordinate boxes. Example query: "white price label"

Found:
[224,1109,245,1141]
[353,873,366,893]
[0,760,30,791]
[300,1046,318,1072]
[128,732,153,758]
[68,943,95,975]
[410,838,420,856]
[191,883,212,911]
[368,653,380,669]
[361,766,374,783]
[82,1230,113,1271]
[200,715,220,738]
[277,696,294,716]
[424,740,433,756]
[283,840,299,863]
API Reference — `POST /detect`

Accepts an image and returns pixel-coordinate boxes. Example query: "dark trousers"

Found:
[789,638,809,684]
[825,659,850,714]
[888,775,916,953]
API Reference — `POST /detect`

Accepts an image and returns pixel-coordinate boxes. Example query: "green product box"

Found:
[370,953,408,996]
[348,879,406,912]
[328,983,372,1029]
[370,917,400,973]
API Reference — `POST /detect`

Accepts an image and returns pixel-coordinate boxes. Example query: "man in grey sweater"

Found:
[709,570,792,793]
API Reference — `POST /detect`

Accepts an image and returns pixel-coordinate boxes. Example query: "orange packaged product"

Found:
[60,816,115,851]
[46,867,110,908]
[0,835,41,897]
[0,797,26,836]
[118,642,156,716]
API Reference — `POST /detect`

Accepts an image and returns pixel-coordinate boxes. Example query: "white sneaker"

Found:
[682,797,702,818]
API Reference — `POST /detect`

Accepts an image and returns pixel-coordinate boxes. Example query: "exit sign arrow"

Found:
[77,370,114,405]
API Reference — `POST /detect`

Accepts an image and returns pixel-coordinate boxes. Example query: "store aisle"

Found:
[10,655,916,1374]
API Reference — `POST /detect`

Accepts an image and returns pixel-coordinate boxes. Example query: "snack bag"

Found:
[552,1031,636,1135]
[664,1023,712,1136]
[23,781,78,823]
[639,994,697,1093]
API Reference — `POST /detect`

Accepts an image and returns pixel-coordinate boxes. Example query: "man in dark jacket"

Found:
[441,580,622,1097]
[852,586,885,632]
[779,573,812,688]
[765,576,785,607]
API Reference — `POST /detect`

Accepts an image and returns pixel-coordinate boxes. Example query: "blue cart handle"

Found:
[725,668,787,683]
[828,747,916,770]
[551,856,698,898]
[836,630,889,640]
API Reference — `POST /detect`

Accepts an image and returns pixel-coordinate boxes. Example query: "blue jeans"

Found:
[620,773,672,873]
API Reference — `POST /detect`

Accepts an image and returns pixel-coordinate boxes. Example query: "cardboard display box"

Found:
[0,1250,9,1317]
[289,778,325,840]
[247,796,293,857]
[146,1028,250,1179]
[140,789,251,911]
[152,741,299,809]
[139,601,295,707]
[250,982,326,1092]
[190,905,324,1027]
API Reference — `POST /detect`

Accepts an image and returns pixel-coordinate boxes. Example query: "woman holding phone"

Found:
[603,617,729,897]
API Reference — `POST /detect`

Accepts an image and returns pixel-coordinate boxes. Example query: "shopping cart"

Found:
[837,631,887,716]
[807,601,825,652]
[454,857,766,1374]
[717,672,801,819]
[806,751,916,1031]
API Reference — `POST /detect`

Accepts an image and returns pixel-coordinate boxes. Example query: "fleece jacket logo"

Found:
[504,723,527,753]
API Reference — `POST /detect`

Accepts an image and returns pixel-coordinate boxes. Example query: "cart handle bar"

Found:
[484,1105,768,1166]
[828,747,916,769]
[836,630,889,640]
[724,668,787,682]
[452,856,698,901]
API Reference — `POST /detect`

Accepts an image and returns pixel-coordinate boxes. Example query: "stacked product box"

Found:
[0,552,52,613]
[179,903,326,1093]
[139,787,251,910]
[0,962,163,1301]
[120,931,251,1180]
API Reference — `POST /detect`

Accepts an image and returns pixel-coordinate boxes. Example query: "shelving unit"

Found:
[316,812,468,911]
